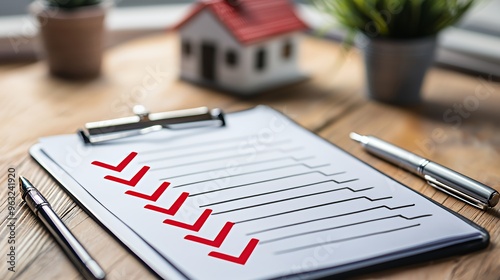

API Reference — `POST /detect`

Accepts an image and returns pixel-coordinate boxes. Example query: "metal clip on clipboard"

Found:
[78,105,226,144]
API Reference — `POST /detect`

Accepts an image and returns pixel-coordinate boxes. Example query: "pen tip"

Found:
[19,176,29,184]
[349,132,370,145]
[19,176,33,196]
[349,132,362,142]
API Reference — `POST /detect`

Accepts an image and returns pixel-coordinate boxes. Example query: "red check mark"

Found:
[104,166,150,187]
[144,192,189,216]
[164,209,212,232]
[185,222,234,248]
[125,182,170,202]
[92,152,137,172]
[208,238,259,265]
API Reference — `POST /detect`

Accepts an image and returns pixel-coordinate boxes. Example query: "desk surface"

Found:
[1,33,499,280]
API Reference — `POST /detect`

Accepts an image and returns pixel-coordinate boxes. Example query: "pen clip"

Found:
[424,175,488,210]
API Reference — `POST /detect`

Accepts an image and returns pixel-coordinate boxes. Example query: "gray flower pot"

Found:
[357,35,437,105]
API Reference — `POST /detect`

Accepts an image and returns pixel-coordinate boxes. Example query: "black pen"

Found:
[19,176,106,280]
[350,133,499,210]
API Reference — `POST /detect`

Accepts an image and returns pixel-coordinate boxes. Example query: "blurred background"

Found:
[4,0,308,15]
[1,0,499,76]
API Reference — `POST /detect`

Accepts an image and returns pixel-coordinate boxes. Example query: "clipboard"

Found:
[30,106,489,280]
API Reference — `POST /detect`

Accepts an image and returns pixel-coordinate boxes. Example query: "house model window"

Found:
[255,48,266,71]
[175,0,308,95]
[182,40,191,56]
[282,40,292,59]
[226,50,238,66]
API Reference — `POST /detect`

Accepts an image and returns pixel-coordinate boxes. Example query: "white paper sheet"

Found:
[38,106,482,280]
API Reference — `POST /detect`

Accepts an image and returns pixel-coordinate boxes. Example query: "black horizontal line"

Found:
[247,204,417,235]
[160,153,305,179]
[200,184,373,207]
[261,214,432,244]
[274,224,421,255]
[150,147,312,171]
[337,178,360,184]
[142,139,292,163]
[171,163,331,188]
[235,196,394,224]
[212,192,392,215]
[140,134,268,154]
[189,170,348,197]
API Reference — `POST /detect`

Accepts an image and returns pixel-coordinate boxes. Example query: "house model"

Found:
[175,0,308,95]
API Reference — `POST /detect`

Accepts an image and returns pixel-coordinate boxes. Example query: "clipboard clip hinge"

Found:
[424,175,488,210]
[78,105,226,144]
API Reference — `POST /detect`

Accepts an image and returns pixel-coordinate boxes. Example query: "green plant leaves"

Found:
[311,0,475,38]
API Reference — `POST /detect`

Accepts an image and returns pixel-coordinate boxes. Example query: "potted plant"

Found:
[313,0,474,105]
[30,0,110,80]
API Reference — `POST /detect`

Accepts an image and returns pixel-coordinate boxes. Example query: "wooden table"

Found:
[1,32,499,280]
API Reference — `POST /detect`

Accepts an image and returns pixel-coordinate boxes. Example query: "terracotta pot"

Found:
[30,1,107,80]
[356,35,437,105]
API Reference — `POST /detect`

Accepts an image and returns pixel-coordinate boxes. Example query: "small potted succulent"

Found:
[313,0,474,105]
[30,0,110,80]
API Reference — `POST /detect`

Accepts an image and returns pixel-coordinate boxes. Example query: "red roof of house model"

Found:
[175,0,308,45]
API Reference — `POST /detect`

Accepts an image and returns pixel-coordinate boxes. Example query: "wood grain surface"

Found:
[0,32,499,280]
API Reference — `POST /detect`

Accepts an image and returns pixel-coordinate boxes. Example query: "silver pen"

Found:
[20,176,106,280]
[349,133,499,210]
